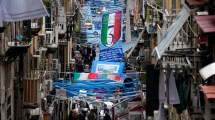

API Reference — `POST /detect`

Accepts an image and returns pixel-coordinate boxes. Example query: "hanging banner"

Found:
[100,11,122,50]
[73,73,121,81]
[91,60,125,75]
[84,30,101,44]
[99,48,123,62]
[80,6,93,23]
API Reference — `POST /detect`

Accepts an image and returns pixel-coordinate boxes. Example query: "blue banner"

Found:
[99,48,123,62]
[99,10,123,50]
[91,60,125,75]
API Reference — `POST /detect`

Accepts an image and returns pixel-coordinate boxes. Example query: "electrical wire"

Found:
[187,21,198,37]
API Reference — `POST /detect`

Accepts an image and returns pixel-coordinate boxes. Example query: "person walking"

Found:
[103,112,111,120]
[87,109,96,120]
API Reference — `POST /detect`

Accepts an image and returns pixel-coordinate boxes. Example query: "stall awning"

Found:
[194,15,215,33]
[153,6,190,60]
[186,0,209,7]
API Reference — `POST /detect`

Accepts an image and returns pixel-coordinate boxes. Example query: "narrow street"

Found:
[0,0,215,120]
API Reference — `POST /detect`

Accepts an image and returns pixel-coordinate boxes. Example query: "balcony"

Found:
[31,23,41,36]
[8,28,32,48]
[8,39,32,48]
[31,18,42,36]
[3,36,32,63]
[46,43,58,49]
[23,70,41,108]
[58,24,66,39]
[7,35,32,55]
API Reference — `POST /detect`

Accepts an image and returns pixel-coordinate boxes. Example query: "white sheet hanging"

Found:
[157,103,166,120]
[168,70,180,104]
[1,0,49,22]
[0,0,3,27]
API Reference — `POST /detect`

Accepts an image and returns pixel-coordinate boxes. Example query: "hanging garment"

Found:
[184,68,192,106]
[174,72,188,114]
[1,0,49,22]
[0,0,3,26]
[157,103,166,120]
[146,64,159,116]
[168,70,180,105]
[159,70,165,103]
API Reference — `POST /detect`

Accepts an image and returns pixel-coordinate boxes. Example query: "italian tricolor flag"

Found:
[101,11,122,47]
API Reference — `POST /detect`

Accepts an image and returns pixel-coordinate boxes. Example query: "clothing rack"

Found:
[155,57,196,120]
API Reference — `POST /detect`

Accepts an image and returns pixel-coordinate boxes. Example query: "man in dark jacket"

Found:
[103,113,111,120]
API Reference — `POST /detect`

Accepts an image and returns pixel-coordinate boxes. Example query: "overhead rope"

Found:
[146,0,165,15]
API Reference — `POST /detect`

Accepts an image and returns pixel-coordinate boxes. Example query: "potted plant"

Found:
[21,36,28,45]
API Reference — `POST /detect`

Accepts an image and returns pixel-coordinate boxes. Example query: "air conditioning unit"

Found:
[45,80,53,91]
[32,56,41,70]
[45,31,54,45]
[52,59,58,69]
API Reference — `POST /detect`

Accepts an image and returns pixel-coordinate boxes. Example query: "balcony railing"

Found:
[58,39,68,45]
[8,30,32,48]
[31,23,41,36]
[8,40,32,47]
[23,70,40,108]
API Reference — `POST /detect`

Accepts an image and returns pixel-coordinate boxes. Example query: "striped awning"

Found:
[194,15,215,33]
[186,0,209,7]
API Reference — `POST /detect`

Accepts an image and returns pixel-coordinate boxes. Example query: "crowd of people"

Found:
[72,44,97,73]
[68,100,112,120]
